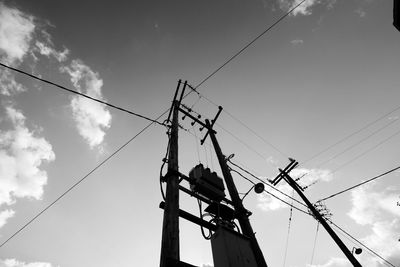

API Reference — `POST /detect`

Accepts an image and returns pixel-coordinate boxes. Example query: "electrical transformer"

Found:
[189,164,226,202]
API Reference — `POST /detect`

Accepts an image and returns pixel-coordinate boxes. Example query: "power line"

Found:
[230,167,308,215]
[0,62,165,127]
[231,159,396,267]
[331,221,396,267]
[228,160,307,209]
[193,0,308,90]
[315,119,398,168]
[309,222,320,266]
[319,164,400,202]
[0,110,168,249]
[188,82,289,160]
[303,106,400,165]
[332,128,400,173]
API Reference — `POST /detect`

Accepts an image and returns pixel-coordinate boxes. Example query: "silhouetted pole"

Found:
[160,101,180,267]
[394,0,400,31]
[279,170,362,267]
[207,120,268,267]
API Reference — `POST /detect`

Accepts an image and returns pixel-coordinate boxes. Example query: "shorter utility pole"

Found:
[273,159,362,267]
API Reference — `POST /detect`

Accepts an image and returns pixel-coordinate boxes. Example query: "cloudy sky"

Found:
[0,0,399,266]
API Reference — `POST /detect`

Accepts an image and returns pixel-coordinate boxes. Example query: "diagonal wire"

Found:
[230,168,309,215]
[228,160,307,208]
[0,110,169,249]
[309,221,320,266]
[0,62,165,126]
[319,164,400,202]
[303,107,400,165]
[332,128,400,173]
[331,221,396,267]
[193,0,307,90]
[315,119,398,168]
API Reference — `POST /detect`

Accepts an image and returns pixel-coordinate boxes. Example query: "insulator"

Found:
[191,121,196,126]
[199,127,204,131]
[182,116,186,120]
[197,115,201,119]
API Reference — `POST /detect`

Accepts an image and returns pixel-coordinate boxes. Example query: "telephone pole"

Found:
[207,119,268,267]
[160,83,182,267]
[274,159,362,267]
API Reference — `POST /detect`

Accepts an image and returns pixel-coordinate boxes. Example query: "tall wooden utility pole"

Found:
[275,160,362,267]
[160,99,180,267]
[394,0,400,31]
[207,120,268,267]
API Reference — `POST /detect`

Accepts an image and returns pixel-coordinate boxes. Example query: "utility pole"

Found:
[394,0,399,31]
[274,159,362,267]
[160,96,181,265]
[207,119,268,267]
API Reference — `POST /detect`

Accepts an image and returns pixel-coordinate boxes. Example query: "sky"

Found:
[0,0,399,266]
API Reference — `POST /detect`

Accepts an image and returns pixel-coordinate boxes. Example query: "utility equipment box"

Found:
[211,226,258,267]
[189,164,225,202]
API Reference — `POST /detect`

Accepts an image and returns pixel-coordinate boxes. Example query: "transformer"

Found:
[189,164,226,202]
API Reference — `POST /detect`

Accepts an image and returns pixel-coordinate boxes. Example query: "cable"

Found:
[228,160,307,208]
[296,125,400,185]
[160,128,172,201]
[319,164,400,202]
[186,84,289,160]
[282,190,294,267]
[332,128,400,173]
[303,106,400,165]
[193,0,308,90]
[230,167,309,215]
[315,119,398,168]
[198,199,212,240]
[309,222,320,266]
[0,118,161,249]
[330,221,396,267]
[0,62,165,127]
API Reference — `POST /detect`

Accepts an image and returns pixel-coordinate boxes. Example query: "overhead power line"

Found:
[0,110,168,249]
[228,160,307,208]
[0,62,165,127]
[315,119,398,168]
[319,164,400,202]
[331,221,396,267]
[232,168,309,215]
[303,106,400,165]
[194,0,308,90]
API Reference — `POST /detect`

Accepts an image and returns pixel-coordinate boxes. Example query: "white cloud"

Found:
[0,2,35,96]
[258,168,333,211]
[291,39,304,45]
[34,41,69,62]
[0,106,55,209]
[0,2,35,64]
[355,8,367,18]
[61,60,111,149]
[0,209,15,228]
[0,69,26,96]
[346,186,400,266]
[307,257,350,267]
[277,0,319,16]
[348,187,400,225]
[0,259,56,267]
[276,0,337,16]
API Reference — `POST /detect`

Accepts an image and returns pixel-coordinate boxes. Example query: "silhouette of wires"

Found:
[0,110,168,249]
[0,62,165,127]
[318,164,400,202]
